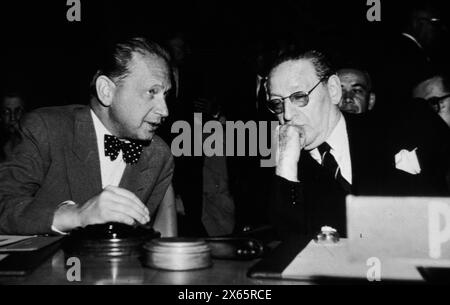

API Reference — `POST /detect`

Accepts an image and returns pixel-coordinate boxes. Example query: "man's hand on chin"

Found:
[275,124,306,182]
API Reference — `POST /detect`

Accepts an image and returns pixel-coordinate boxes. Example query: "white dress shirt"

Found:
[90,109,127,188]
[309,115,352,184]
[401,32,423,50]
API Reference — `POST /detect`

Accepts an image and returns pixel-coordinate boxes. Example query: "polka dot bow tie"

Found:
[104,134,144,164]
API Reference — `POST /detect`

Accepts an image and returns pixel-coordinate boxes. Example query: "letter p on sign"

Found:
[428,201,450,259]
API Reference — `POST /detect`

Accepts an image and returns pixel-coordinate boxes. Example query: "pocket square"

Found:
[395,148,421,175]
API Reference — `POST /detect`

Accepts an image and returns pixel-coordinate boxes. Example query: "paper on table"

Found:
[282,239,424,281]
[0,236,36,247]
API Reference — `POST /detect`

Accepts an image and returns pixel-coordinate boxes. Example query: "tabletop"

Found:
[0,249,305,285]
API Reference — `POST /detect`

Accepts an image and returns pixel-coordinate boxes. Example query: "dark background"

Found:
[0,0,449,109]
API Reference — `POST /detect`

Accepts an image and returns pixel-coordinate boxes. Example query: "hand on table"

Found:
[52,186,150,232]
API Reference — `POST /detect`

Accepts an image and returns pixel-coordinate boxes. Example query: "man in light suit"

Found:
[0,37,176,236]
[266,49,449,240]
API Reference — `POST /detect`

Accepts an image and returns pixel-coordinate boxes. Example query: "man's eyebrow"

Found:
[351,83,368,90]
[268,92,282,98]
[148,84,166,90]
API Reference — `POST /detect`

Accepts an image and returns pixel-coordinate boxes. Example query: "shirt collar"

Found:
[309,114,348,163]
[90,109,113,140]
[326,113,348,156]
[401,32,423,50]
[309,114,352,183]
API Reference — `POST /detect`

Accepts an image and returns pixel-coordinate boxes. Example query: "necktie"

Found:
[317,142,351,192]
[104,134,144,165]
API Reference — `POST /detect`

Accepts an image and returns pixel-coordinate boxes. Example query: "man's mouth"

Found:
[341,104,359,113]
[146,122,161,131]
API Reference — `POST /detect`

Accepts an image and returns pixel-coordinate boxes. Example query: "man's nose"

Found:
[11,113,20,122]
[154,96,169,118]
[283,99,294,122]
[342,91,355,104]
[7,112,17,123]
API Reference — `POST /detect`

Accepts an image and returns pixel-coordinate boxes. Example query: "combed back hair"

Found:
[90,37,171,97]
[269,49,336,81]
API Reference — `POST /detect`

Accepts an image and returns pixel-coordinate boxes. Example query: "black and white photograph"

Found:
[0,0,449,292]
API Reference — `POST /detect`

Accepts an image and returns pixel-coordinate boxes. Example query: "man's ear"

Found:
[95,75,116,107]
[368,93,376,111]
[327,74,342,105]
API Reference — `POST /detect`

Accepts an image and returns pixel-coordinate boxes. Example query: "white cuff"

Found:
[51,200,77,235]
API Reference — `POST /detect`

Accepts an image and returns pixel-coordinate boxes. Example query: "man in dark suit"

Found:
[378,2,447,115]
[266,49,449,240]
[0,90,26,162]
[412,74,450,192]
[0,37,176,236]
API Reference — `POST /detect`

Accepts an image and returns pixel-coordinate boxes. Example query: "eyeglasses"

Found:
[426,93,450,112]
[266,77,328,114]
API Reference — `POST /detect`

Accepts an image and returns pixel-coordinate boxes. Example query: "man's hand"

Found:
[275,124,306,182]
[52,186,150,233]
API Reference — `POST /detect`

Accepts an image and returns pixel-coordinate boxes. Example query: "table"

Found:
[0,249,304,285]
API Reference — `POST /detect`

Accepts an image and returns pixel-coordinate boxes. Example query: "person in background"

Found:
[413,73,450,192]
[0,91,26,161]
[379,2,447,114]
[413,74,450,128]
[337,68,376,114]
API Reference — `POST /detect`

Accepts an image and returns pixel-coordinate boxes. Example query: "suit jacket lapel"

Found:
[65,106,103,203]
[344,114,358,193]
[343,113,385,195]
[119,161,149,200]
[119,141,158,207]
[298,151,321,183]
